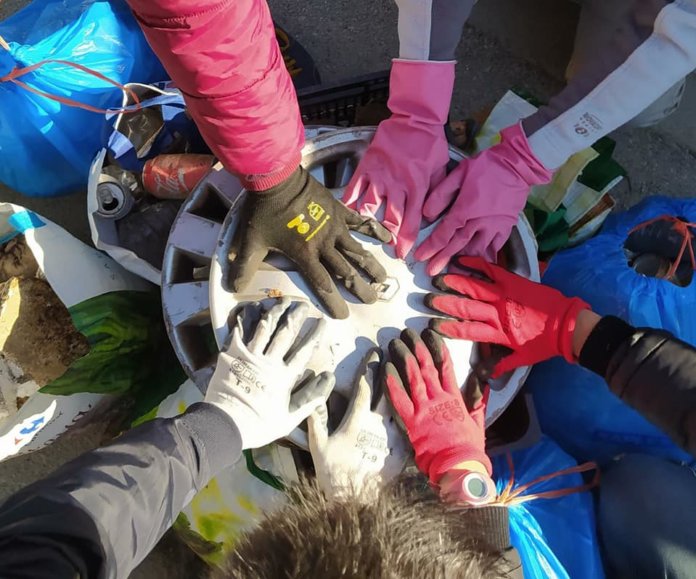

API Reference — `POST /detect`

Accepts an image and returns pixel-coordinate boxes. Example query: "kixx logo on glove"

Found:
[287,201,331,241]
[230,359,264,392]
[428,400,466,426]
[356,428,389,463]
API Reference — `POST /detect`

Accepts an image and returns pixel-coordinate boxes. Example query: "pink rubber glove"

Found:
[414,123,553,274]
[343,60,455,259]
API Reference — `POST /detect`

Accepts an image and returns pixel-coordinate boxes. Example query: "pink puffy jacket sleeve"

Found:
[126,0,304,191]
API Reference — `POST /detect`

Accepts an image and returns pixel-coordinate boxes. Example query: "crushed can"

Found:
[96,174,135,220]
[142,154,215,200]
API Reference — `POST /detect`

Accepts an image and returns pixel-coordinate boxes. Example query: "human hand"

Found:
[414,123,552,274]
[383,328,491,485]
[343,60,454,259]
[227,167,391,319]
[307,348,408,500]
[205,298,335,449]
[426,256,590,377]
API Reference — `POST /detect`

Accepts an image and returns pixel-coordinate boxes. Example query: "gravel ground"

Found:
[0,1,695,577]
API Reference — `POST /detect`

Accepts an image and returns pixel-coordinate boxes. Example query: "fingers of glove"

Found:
[357,182,385,219]
[421,329,460,397]
[247,297,292,354]
[382,188,406,237]
[342,206,392,243]
[430,317,510,345]
[431,272,499,303]
[400,328,441,400]
[336,232,387,283]
[460,227,499,263]
[226,236,269,293]
[265,301,310,359]
[382,360,414,421]
[285,316,326,369]
[483,231,509,264]
[416,223,477,276]
[425,293,501,327]
[289,371,336,423]
[414,215,459,262]
[342,172,368,208]
[427,225,490,276]
[388,338,428,406]
[394,191,422,260]
[295,257,349,320]
[222,303,263,357]
[344,348,382,431]
[307,403,330,451]
[322,248,379,304]
[422,164,466,221]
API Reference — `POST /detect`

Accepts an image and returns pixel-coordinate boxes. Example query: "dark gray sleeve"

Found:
[467,506,523,578]
[0,402,242,579]
[395,0,474,61]
[523,0,696,170]
[580,316,696,457]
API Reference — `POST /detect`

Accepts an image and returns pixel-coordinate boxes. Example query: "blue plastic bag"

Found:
[493,437,604,579]
[530,196,696,465]
[0,0,166,197]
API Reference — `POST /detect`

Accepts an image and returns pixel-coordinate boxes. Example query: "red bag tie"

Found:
[493,452,600,507]
[0,36,141,114]
[629,215,696,279]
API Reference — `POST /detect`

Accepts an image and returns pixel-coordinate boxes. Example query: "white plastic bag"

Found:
[0,203,150,461]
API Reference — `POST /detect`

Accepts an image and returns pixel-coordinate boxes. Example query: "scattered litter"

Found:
[0,236,38,282]
[90,83,213,284]
[0,277,89,420]
[265,288,284,299]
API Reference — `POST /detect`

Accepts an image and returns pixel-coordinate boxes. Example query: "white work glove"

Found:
[205,298,335,449]
[307,348,409,500]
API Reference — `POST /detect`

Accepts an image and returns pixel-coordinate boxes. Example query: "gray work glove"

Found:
[307,348,409,500]
[205,298,335,449]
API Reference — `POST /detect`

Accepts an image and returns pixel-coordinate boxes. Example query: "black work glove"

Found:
[227,167,392,319]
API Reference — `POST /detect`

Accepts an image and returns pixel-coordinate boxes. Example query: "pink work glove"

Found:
[343,60,455,259]
[384,328,491,483]
[414,123,553,274]
[426,257,590,377]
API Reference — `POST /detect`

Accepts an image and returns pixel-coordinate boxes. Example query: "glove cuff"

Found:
[557,297,592,363]
[387,59,456,125]
[241,152,302,191]
[423,445,493,484]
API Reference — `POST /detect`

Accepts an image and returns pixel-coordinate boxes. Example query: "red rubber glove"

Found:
[383,328,491,483]
[426,256,590,377]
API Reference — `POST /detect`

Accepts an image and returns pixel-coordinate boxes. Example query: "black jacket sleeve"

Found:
[579,315,696,457]
[0,402,242,579]
[467,506,523,578]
